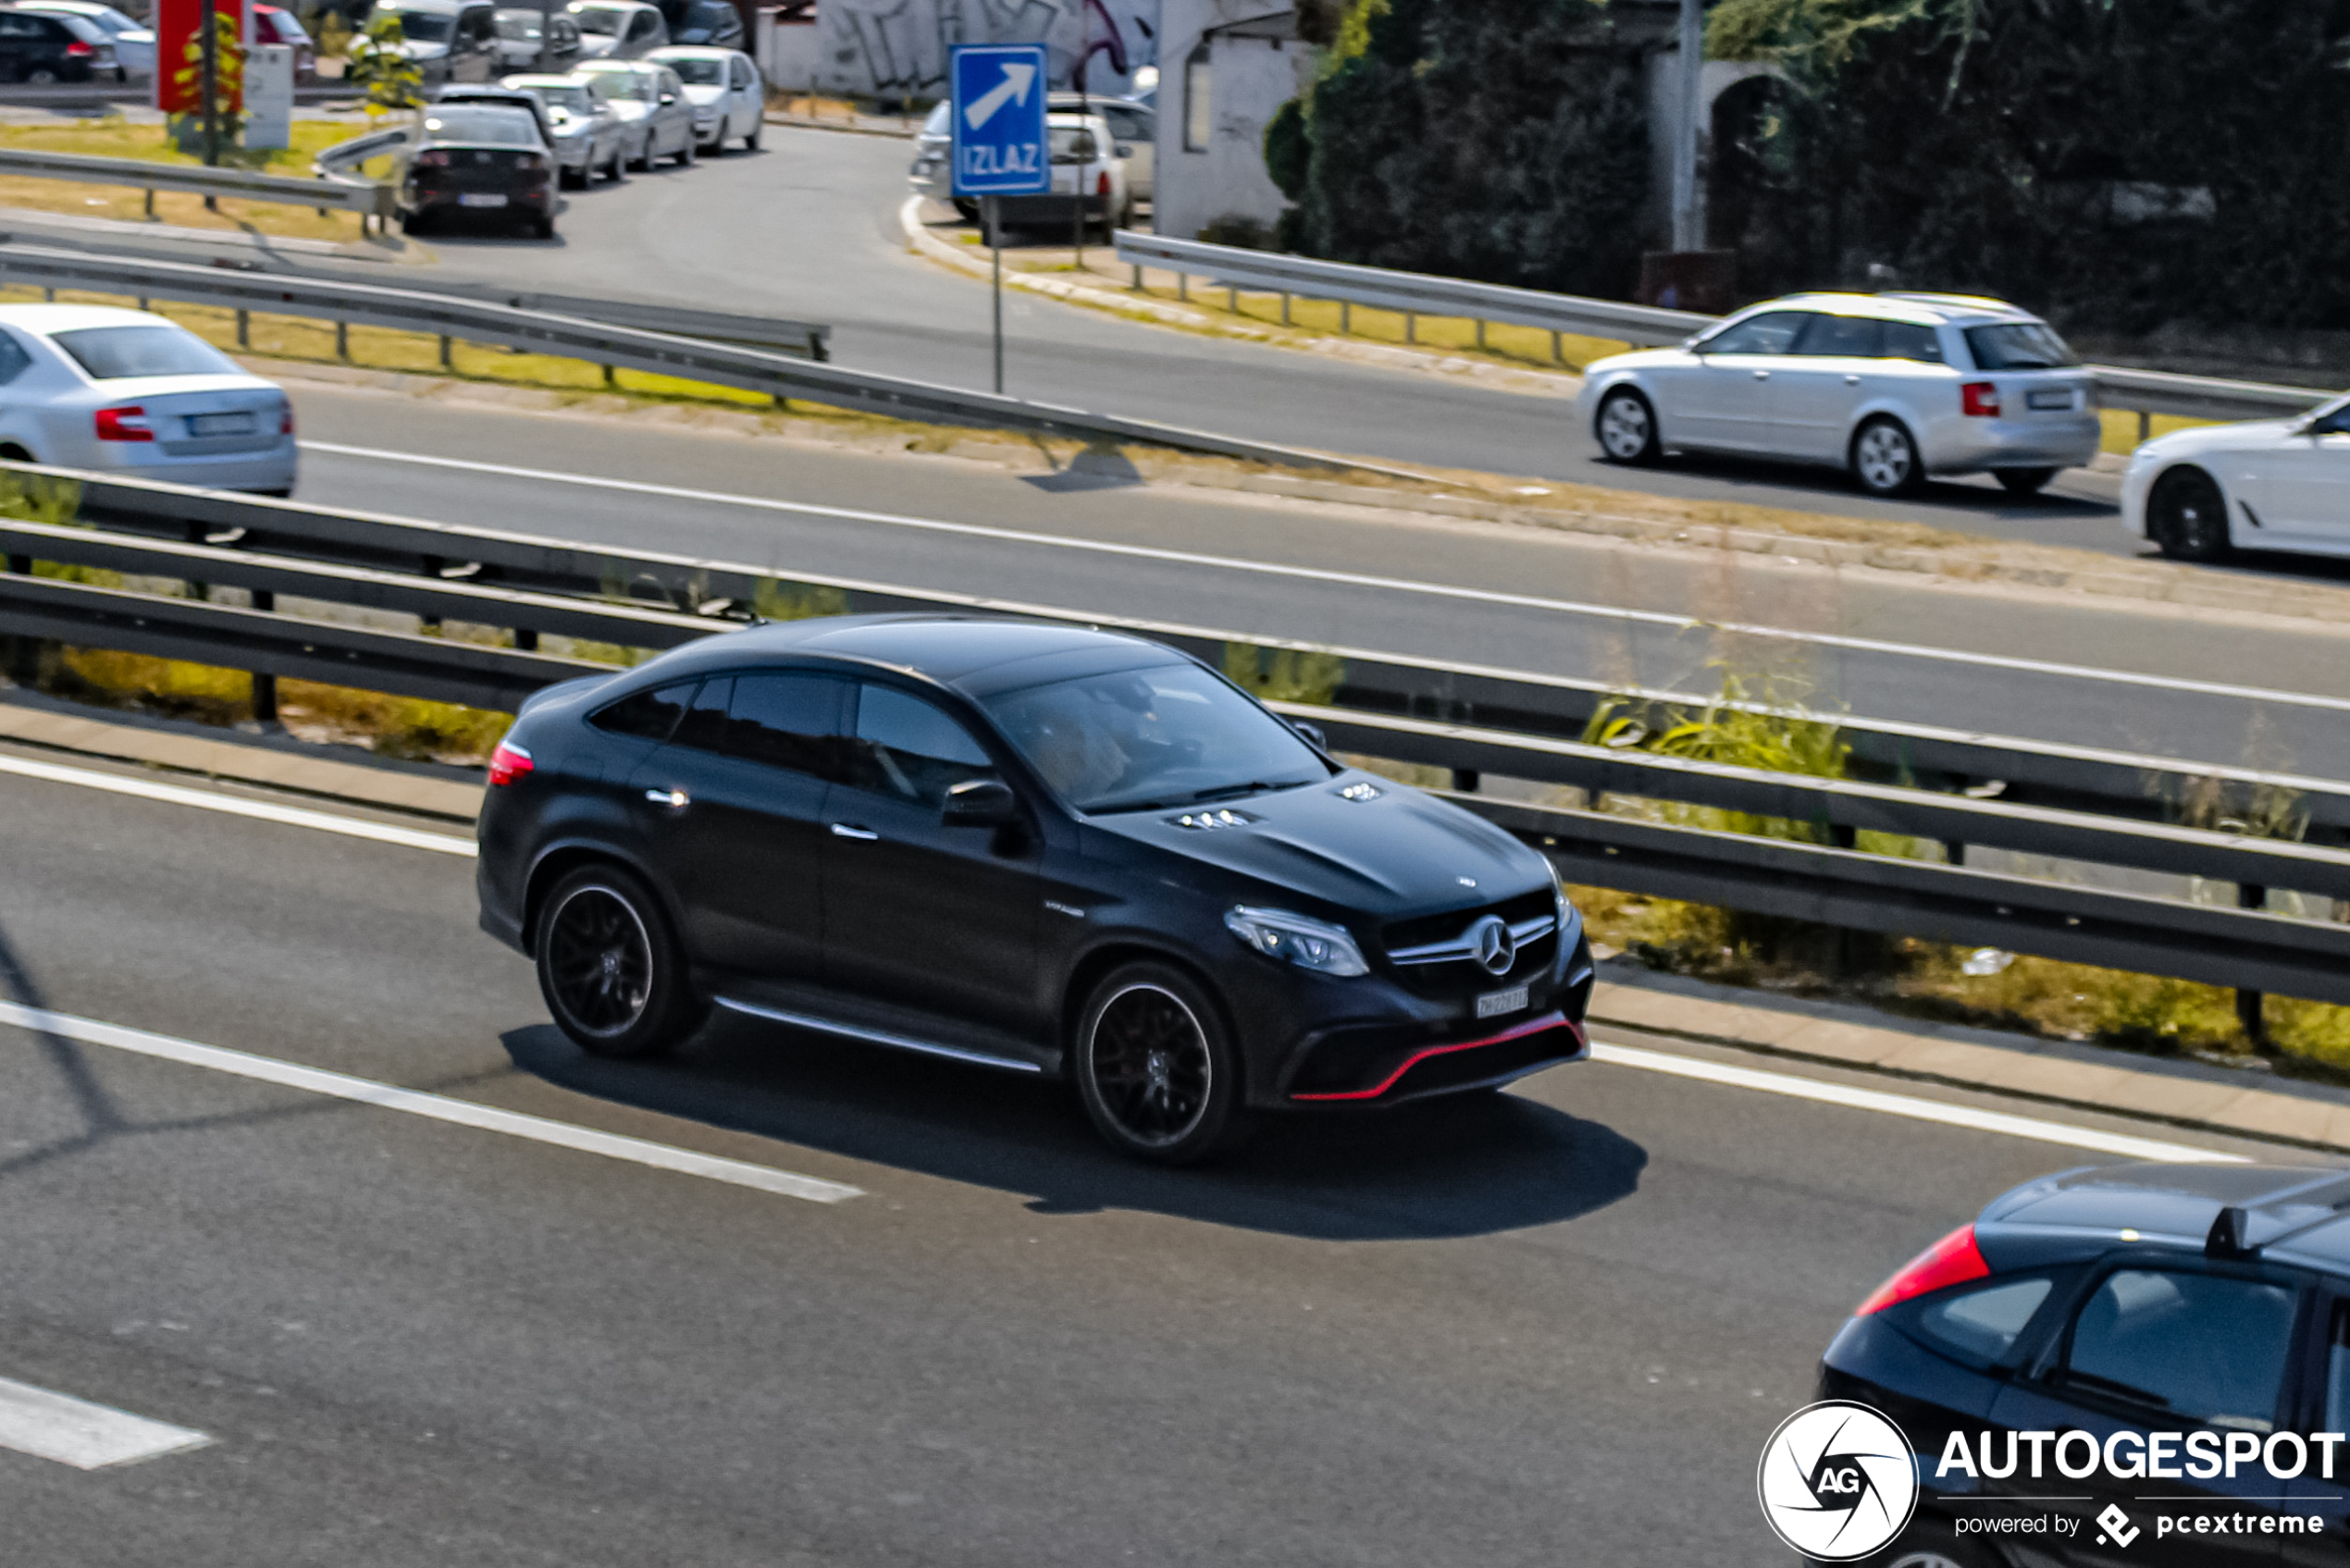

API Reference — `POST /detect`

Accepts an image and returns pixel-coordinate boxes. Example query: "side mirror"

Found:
[1113,142,1133,158]
[1289,719,1328,752]
[660,92,676,104]
[943,777,1018,826]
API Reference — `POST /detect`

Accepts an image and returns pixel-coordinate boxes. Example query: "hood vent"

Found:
[1337,781,1383,802]
[1169,807,1258,831]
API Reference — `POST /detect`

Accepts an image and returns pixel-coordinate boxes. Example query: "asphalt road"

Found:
[0,754,2292,1565]
[287,387,2350,779]
[402,126,2158,551]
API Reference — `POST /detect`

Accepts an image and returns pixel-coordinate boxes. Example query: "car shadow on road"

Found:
[499,1012,1646,1242]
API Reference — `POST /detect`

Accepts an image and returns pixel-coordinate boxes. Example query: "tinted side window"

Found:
[1906,1277,2053,1367]
[1791,315,1883,358]
[672,674,731,751]
[1700,311,1808,357]
[721,673,844,775]
[846,685,996,807]
[591,679,694,741]
[2061,1269,2296,1429]
[1882,322,1946,364]
[0,331,32,387]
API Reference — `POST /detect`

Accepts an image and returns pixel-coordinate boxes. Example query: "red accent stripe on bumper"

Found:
[1288,1011,1583,1102]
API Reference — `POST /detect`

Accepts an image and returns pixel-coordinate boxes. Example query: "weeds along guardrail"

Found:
[1112,232,2340,431]
[4,462,2349,1012]
[0,242,1409,475]
[0,147,396,230]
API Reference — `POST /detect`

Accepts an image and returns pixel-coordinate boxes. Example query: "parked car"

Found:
[2121,390,2350,563]
[1577,292,2104,499]
[985,112,1130,240]
[0,9,114,82]
[1046,92,1151,203]
[435,80,556,141]
[475,616,1594,1164]
[646,43,758,151]
[574,57,692,167]
[491,6,579,70]
[566,0,664,59]
[0,304,294,494]
[11,0,147,76]
[1818,1161,2350,1566]
[250,4,314,76]
[655,0,738,47]
[390,101,557,237]
[368,0,499,85]
[906,99,970,219]
[500,71,626,183]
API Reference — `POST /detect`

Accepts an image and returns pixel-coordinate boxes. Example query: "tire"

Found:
[531,216,556,240]
[953,198,980,223]
[630,135,651,172]
[1850,416,1923,497]
[25,67,57,85]
[1594,386,1661,464]
[1995,466,2058,496]
[675,132,695,167]
[1072,962,1246,1165]
[744,118,761,151]
[603,144,625,181]
[534,863,700,1059]
[2147,464,2232,562]
[400,208,430,236]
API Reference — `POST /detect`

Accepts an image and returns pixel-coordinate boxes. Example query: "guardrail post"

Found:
[143,188,155,220]
[1130,263,1141,291]
[41,287,52,302]
[1177,274,1188,302]
[235,309,249,349]
[1280,291,1290,327]
[603,364,617,388]
[439,335,452,370]
[1475,319,1487,352]
[335,318,349,360]
[249,589,277,724]
[514,628,538,651]
[2238,882,2271,1053]
[1551,329,1563,364]
[1340,300,1350,335]
[1226,283,1237,314]
[137,296,148,312]
[1404,311,1416,345]
[1452,768,1479,793]
[2137,409,2152,444]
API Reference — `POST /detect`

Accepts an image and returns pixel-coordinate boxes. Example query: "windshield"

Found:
[1964,321,2079,370]
[394,10,453,39]
[584,66,651,96]
[572,6,621,32]
[981,662,1330,814]
[923,101,948,135]
[526,82,597,111]
[52,325,241,381]
[666,56,722,83]
[1048,123,1104,163]
[425,107,541,142]
[495,11,540,35]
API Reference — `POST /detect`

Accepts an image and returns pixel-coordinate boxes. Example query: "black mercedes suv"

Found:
[476,616,1593,1161]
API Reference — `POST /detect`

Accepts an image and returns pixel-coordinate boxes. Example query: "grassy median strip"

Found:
[0,118,379,242]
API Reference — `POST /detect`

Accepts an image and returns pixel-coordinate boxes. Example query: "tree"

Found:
[344,11,426,117]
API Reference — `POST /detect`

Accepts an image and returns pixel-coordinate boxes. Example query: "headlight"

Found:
[1224,906,1368,977]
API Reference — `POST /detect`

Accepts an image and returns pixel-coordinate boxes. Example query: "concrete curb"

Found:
[764,110,916,140]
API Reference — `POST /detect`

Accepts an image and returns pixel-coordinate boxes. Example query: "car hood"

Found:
[680,83,723,105]
[1086,772,1550,920]
[598,97,649,119]
[2135,418,2305,461]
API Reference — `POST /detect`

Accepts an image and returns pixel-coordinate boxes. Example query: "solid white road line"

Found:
[303,439,2350,717]
[0,752,477,857]
[0,1000,864,1204]
[1590,1039,2246,1165]
[0,1376,212,1469]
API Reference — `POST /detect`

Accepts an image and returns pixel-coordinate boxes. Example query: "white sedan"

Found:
[646,45,761,152]
[0,305,296,495]
[2122,392,2350,562]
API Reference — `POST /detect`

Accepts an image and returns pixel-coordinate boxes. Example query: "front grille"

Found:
[1379,889,1557,996]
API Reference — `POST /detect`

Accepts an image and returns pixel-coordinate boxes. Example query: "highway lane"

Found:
[0,757,2292,1564]
[404,126,2155,546]
[285,387,2350,779]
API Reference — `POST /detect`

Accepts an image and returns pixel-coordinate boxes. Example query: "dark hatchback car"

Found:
[476,617,1594,1162]
[0,9,112,81]
[393,103,557,237]
[1821,1163,2350,1567]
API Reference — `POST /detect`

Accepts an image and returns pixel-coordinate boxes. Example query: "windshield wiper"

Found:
[1182,780,1298,806]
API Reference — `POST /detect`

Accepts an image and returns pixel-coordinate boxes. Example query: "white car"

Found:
[645,45,761,151]
[567,0,664,59]
[2121,392,2350,562]
[1577,291,2104,498]
[574,57,694,167]
[13,0,150,74]
[987,113,1132,240]
[0,305,295,494]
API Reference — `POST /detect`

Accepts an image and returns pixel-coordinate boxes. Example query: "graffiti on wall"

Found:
[820,0,1157,98]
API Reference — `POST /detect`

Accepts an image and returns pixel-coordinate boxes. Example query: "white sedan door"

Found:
[1767,313,1875,463]
[1670,310,1807,452]
[2261,403,2350,543]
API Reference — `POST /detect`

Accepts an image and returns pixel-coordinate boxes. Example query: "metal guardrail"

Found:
[1113,232,2342,427]
[0,147,395,228]
[6,463,2350,1008]
[0,243,1408,474]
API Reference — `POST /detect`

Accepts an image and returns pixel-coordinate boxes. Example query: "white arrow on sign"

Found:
[963,60,1036,130]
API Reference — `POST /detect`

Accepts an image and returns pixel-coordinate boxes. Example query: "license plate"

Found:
[187,413,254,437]
[1476,985,1529,1019]
[2026,389,2074,411]
[459,193,508,208]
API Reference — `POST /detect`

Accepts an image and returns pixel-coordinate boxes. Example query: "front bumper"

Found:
[1287,1011,1590,1103]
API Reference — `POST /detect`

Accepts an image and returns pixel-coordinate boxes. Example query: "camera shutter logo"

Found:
[1757,1401,1919,1561]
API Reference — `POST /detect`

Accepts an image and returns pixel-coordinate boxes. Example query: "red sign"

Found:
[153,0,247,115]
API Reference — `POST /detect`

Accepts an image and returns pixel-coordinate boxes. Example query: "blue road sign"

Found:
[949,43,1049,198]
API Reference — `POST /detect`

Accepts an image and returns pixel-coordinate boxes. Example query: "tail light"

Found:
[93,405,153,441]
[65,39,93,57]
[1961,381,2000,418]
[417,149,452,167]
[517,153,546,172]
[1096,170,1110,198]
[1854,1223,1990,1316]
[488,739,534,786]
[280,402,295,436]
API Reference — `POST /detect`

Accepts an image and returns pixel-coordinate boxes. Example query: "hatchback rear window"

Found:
[667,56,722,83]
[425,107,541,142]
[1964,321,2078,370]
[50,325,240,380]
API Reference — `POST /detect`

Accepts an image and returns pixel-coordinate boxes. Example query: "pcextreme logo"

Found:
[1757,1401,1920,1562]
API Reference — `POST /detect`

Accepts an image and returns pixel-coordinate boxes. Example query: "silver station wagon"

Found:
[1577,291,2103,498]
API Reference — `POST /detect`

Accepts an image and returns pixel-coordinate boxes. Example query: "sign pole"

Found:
[949,43,1046,403]
[199,0,220,168]
[989,194,1003,394]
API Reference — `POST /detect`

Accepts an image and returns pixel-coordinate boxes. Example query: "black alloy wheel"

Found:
[1850,415,1923,497]
[1594,387,1661,464]
[1995,466,2058,496]
[2147,465,2232,562]
[1074,964,1244,1164]
[535,864,699,1058]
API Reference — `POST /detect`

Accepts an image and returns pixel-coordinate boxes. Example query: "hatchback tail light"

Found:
[93,404,153,441]
[65,38,93,57]
[1096,170,1110,199]
[1854,1223,1990,1316]
[280,402,295,436]
[488,739,534,786]
[1961,381,2001,418]
[417,149,452,167]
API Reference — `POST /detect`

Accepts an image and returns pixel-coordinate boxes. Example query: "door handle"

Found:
[1844,374,1861,385]
[829,823,879,841]
[1752,369,1770,380]
[644,787,688,809]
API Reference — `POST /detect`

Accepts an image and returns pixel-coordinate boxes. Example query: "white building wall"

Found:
[812,0,1159,99]
[1152,0,1310,240]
